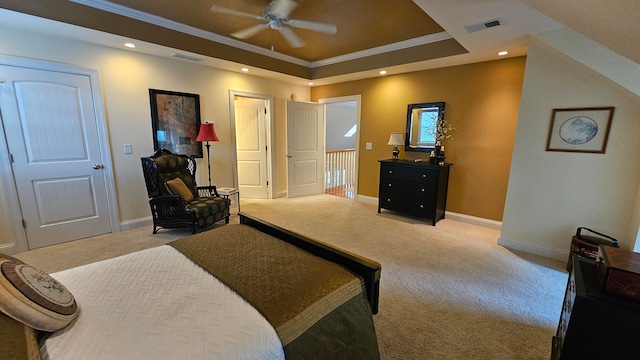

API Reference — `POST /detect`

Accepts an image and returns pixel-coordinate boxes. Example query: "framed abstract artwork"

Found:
[545,107,614,153]
[149,89,202,157]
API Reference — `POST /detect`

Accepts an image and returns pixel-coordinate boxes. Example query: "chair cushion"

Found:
[154,154,197,198]
[165,178,195,203]
[0,257,79,332]
[187,197,231,229]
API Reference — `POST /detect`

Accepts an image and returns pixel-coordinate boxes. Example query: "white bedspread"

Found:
[43,246,284,360]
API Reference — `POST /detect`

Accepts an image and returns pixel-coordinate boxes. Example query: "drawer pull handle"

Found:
[420,204,424,208]
[422,174,427,178]
[388,184,392,187]
[388,170,393,174]
[386,198,391,202]
[421,188,425,192]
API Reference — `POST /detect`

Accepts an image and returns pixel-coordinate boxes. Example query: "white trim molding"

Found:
[445,211,502,230]
[70,0,452,69]
[356,195,378,204]
[358,196,502,230]
[120,217,152,231]
[498,235,568,262]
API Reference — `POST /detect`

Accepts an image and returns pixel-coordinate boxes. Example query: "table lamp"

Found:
[387,132,404,159]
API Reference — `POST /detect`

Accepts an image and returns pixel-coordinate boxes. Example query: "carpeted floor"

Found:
[15,194,568,359]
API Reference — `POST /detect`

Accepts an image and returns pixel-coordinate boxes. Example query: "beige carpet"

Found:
[15,194,567,359]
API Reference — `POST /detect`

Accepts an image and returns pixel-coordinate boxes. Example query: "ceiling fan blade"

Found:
[210,5,264,20]
[287,19,337,35]
[232,23,270,39]
[278,26,305,48]
[268,0,298,19]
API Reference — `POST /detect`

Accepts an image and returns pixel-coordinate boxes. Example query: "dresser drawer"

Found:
[379,179,437,198]
[379,192,437,217]
[380,165,438,184]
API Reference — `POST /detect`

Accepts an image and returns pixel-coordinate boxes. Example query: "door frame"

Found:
[228,89,274,199]
[318,95,362,199]
[0,55,120,253]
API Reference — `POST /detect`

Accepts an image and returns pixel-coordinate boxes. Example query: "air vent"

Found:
[170,53,204,62]
[464,18,504,33]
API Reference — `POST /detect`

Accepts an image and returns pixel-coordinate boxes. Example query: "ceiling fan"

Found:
[210,0,337,48]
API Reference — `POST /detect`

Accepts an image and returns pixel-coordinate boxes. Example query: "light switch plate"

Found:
[365,142,372,150]
[123,144,132,155]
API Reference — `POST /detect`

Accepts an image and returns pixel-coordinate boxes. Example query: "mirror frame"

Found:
[405,101,445,152]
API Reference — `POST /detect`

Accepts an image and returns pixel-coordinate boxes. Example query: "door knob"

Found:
[92,163,104,169]
[286,155,293,158]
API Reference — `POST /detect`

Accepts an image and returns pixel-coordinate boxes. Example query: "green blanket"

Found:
[169,224,380,359]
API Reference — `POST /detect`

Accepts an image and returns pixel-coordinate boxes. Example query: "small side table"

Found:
[217,187,240,214]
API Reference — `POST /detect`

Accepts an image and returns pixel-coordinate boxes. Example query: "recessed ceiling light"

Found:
[241,68,249,72]
[379,70,387,75]
[308,82,314,86]
[498,51,508,56]
[124,43,136,48]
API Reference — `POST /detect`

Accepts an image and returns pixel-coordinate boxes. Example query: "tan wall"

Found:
[312,57,526,221]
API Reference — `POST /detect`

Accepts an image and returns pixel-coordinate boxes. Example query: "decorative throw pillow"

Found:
[165,178,195,203]
[0,259,79,332]
[0,253,41,359]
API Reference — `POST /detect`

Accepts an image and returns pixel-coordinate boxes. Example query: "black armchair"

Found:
[141,149,231,234]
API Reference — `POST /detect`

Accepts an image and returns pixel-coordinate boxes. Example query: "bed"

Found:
[0,214,381,360]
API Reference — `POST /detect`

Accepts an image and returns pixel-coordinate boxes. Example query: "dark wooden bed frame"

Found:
[240,213,381,314]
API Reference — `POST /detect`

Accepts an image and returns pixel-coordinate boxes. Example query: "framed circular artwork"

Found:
[546,107,614,153]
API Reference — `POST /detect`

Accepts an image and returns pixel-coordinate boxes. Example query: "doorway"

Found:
[320,96,361,200]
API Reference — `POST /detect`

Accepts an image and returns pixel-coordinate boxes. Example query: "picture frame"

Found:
[545,107,614,153]
[149,89,202,157]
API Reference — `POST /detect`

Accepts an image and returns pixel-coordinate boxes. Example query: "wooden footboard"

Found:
[239,213,381,314]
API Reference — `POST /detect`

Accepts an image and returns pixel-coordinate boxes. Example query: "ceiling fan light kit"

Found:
[211,0,337,48]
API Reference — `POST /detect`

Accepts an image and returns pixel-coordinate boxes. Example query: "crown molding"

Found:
[69,0,310,66]
[71,0,453,69]
[311,32,452,68]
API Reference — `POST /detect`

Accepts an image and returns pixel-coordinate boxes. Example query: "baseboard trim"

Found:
[120,216,152,231]
[498,235,568,261]
[356,194,377,204]
[0,243,17,255]
[446,212,502,230]
[356,196,501,230]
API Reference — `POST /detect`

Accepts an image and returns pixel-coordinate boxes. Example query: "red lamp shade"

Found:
[195,123,219,142]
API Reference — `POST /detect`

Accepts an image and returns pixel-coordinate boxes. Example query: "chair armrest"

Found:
[149,195,195,220]
[149,195,183,205]
[197,185,219,197]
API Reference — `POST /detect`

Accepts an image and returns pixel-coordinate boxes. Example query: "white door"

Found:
[0,65,112,249]
[286,101,325,198]
[234,98,269,198]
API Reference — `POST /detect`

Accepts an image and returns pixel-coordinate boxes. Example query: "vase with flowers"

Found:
[429,113,456,164]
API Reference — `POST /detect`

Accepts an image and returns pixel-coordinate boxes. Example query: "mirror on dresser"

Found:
[405,102,445,152]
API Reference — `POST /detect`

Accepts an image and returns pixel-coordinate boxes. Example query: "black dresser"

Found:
[552,257,640,359]
[377,159,451,225]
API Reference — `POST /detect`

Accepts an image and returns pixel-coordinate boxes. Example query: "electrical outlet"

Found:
[123,144,133,155]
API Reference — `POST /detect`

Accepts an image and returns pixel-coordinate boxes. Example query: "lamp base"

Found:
[392,146,399,159]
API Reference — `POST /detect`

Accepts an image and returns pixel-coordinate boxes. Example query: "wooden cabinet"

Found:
[377,159,451,225]
[552,257,640,359]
